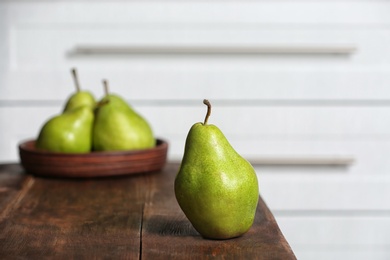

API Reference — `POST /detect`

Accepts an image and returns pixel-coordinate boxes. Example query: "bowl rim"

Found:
[19,138,168,158]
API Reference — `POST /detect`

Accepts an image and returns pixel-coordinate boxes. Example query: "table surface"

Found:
[0,163,296,259]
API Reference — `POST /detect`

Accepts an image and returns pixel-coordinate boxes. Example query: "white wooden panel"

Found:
[4,2,390,25]
[180,106,390,136]
[276,215,390,245]
[274,216,390,260]
[260,173,390,210]
[0,106,57,162]
[5,105,390,138]
[3,105,390,139]
[10,27,371,68]
[207,138,390,175]
[4,69,390,101]
[293,248,390,260]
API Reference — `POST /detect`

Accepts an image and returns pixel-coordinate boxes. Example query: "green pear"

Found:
[175,99,259,240]
[92,80,155,151]
[63,68,95,112]
[36,106,94,153]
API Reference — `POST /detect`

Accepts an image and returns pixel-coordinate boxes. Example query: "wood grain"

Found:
[0,164,147,259]
[0,164,31,219]
[0,163,296,259]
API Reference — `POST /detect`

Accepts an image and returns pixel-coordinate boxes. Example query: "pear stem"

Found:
[203,99,211,125]
[102,79,109,96]
[95,79,110,108]
[71,68,81,92]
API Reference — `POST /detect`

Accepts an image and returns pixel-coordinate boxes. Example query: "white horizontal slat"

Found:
[214,137,390,175]
[3,105,390,144]
[4,69,390,101]
[4,105,390,136]
[7,26,390,68]
[143,106,390,136]
[2,106,390,175]
[4,2,390,26]
[277,215,390,245]
[292,247,390,260]
[274,216,390,260]
[260,173,390,210]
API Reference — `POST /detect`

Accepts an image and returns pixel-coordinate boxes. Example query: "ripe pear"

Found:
[92,80,155,151]
[63,68,95,112]
[175,100,259,240]
[36,106,94,153]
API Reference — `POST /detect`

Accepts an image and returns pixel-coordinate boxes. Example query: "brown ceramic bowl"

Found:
[18,139,168,178]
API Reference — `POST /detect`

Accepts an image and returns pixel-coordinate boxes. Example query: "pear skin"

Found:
[175,100,259,240]
[36,106,94,153]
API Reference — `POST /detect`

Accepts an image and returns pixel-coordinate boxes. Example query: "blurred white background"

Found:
[1,1,390,259]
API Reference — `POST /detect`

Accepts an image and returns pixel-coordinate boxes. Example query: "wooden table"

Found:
[0,163,296,259]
